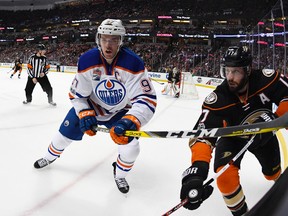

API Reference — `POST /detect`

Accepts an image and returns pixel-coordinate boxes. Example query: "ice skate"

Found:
[48,101,57,106]
[112,162,129,194]
[23,100,31,104]
[34,158,56,169]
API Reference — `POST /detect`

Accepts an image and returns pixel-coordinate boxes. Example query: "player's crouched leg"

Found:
[33,131,74,169]
[264,168,281,182]
[217,165,248,216]
[34,108,83,169]
[252,135,282,182]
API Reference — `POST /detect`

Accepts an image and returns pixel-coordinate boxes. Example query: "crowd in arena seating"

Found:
[0,42,94,66]
[0,0,287,76]
[1,40,285,77]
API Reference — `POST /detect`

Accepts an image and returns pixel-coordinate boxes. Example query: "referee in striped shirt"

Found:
[23,44,56,106]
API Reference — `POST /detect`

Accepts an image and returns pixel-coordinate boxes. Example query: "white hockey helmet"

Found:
[96,19,126,48]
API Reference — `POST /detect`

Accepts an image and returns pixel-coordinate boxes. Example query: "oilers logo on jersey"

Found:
[95,79,126,106]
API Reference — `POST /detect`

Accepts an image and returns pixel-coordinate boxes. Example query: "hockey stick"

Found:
[95,112,288,139]
[161,135,256,216]
[6,68,13,74]
[151,78,165,85]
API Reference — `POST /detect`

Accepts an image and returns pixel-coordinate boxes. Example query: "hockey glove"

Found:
[79,109,97,136]
[110,115,141,145]
[180,161,213,210]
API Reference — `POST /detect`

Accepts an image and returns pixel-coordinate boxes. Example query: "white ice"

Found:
[0,68,286,216]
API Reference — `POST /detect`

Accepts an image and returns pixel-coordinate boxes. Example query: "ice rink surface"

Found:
[0,68,284,216]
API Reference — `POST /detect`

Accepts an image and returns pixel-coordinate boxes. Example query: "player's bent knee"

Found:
[217,165,240,194]
[264,167,281,181]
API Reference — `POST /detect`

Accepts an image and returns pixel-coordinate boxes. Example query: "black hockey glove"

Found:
[180,161,213,210]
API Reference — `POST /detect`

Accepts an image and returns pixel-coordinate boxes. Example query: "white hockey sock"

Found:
[115,139,140,178]
[44,131,73,161]
[115,156,135,179]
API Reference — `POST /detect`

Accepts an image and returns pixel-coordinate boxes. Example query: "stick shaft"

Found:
[150,78,165,85]
[95,112,288,139]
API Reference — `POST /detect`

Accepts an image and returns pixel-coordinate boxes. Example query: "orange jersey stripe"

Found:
[78,64,103,73]
[143,97,157,107]
[203,102,238,111]
[114,65,145,75]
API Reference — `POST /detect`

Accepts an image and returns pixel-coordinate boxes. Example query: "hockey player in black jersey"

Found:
[180,45,288,215]
[10,57,23,79]
[161,67,181,97]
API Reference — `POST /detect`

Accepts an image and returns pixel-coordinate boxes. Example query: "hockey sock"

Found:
[114,155,134,179]
[44,131,73,161]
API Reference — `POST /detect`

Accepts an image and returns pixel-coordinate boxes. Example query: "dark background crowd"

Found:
[0,0,287,77]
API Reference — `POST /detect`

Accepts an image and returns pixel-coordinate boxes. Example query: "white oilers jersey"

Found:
[88,75,129,113]
[69,47,157,126]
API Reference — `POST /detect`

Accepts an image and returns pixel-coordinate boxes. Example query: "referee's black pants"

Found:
[24,76,53,103]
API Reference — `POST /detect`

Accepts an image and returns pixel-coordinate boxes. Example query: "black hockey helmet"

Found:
[222,45,252,67]
[220,45,252,79]
[37,43,46,50]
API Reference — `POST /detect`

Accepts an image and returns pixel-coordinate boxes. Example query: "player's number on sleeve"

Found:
[141,79,152,93]
[200,109,209,123]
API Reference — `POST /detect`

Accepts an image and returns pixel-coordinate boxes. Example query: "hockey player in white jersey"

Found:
[33,19,157,194]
